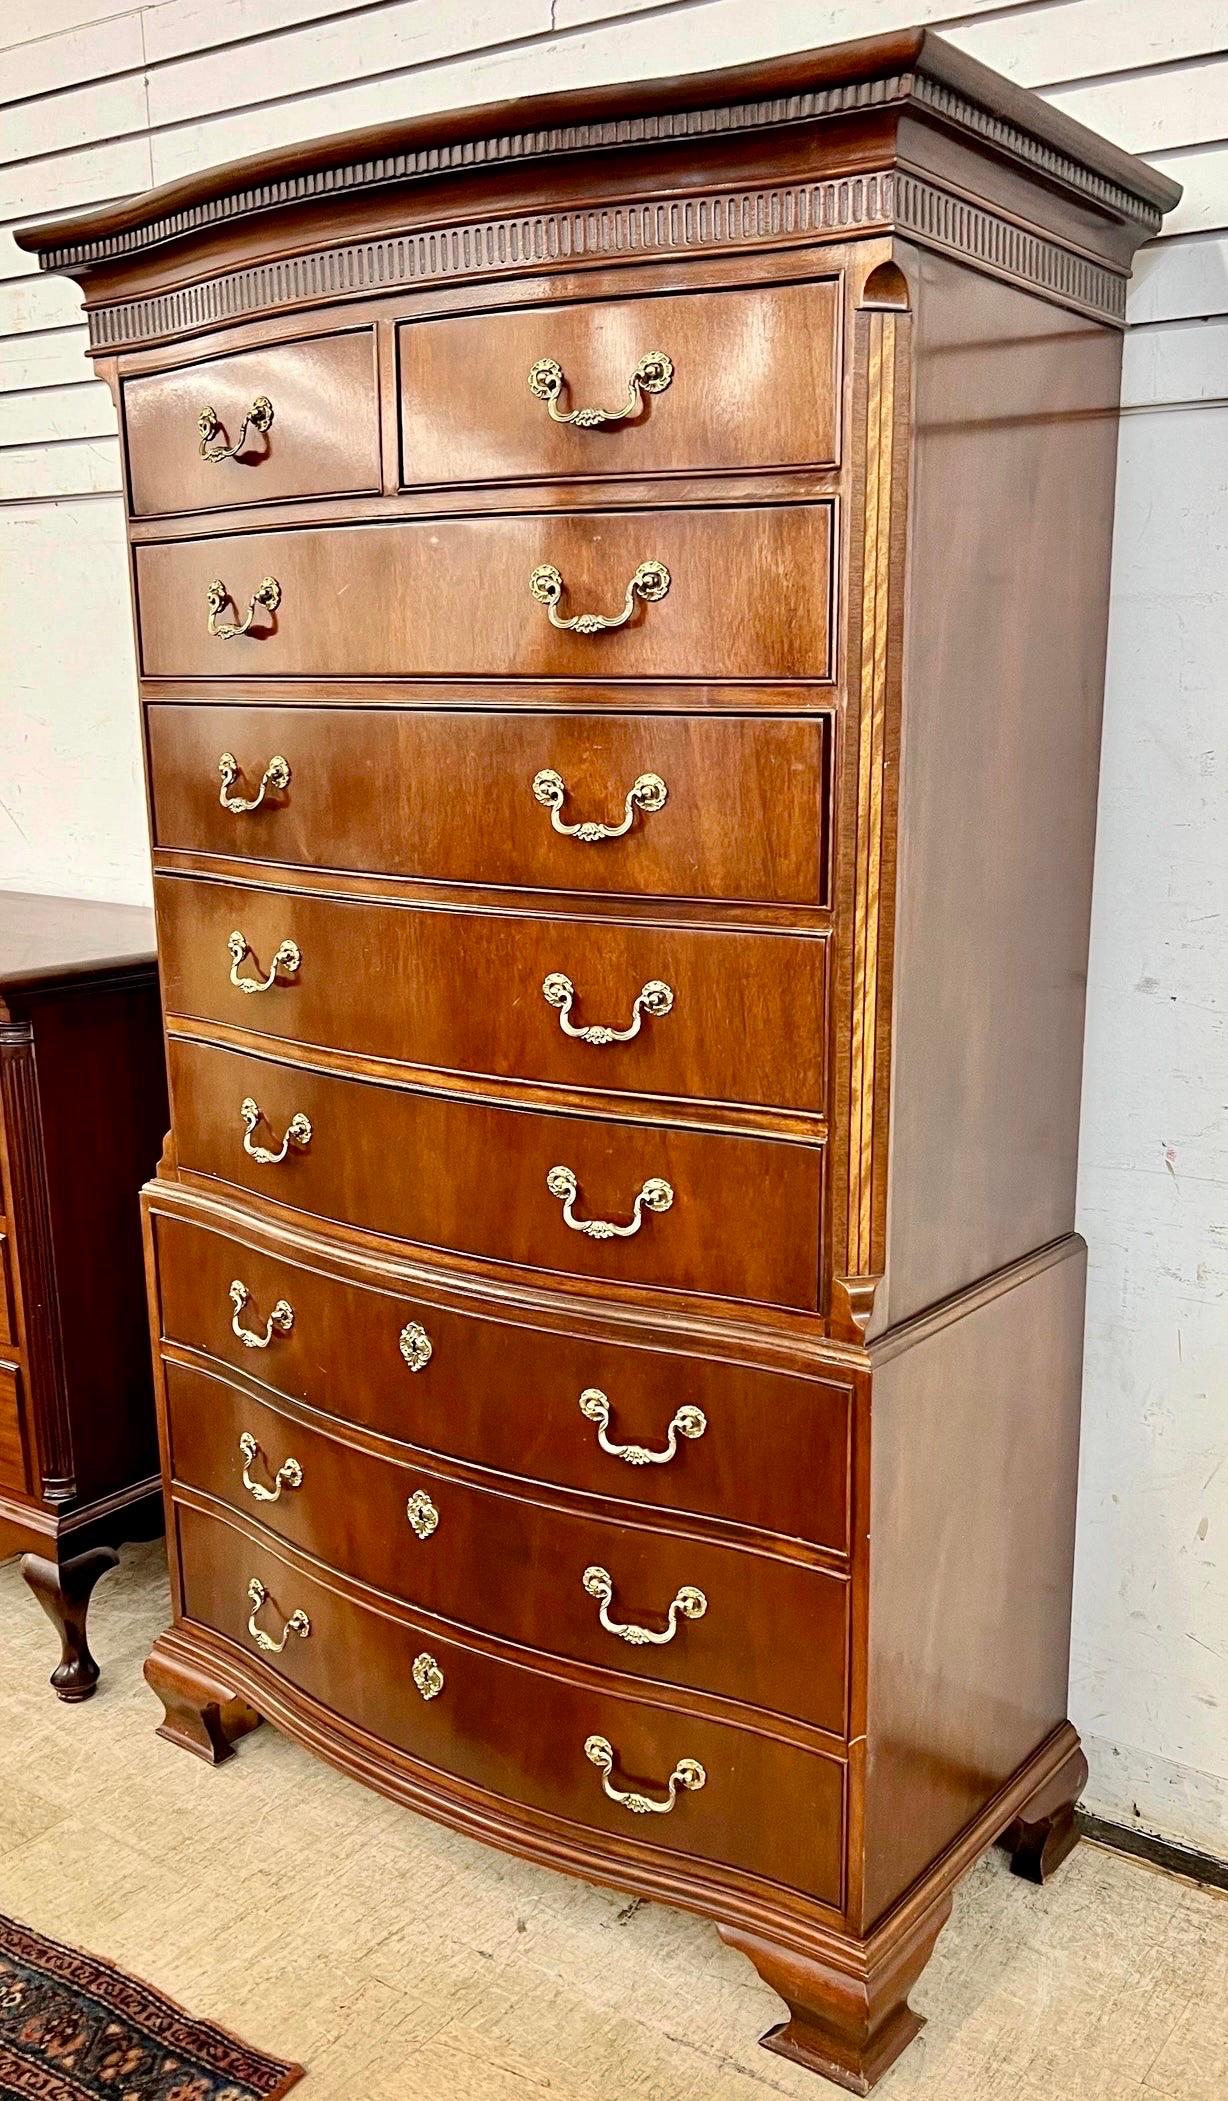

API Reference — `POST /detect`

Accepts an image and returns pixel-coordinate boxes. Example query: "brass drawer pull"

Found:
[579,1388,707,1467]
[413,1652,444,1701]
[584,1734,706,1816]
[228,930,301,994]
[239,1432,303,1504]
[218,751,290,813]
[529,560,669,635]
[246,1577,310,1653]
[542,972,673,1046]
[229,1278,294,1349]
[207,575,281,640]
[582,1565,706,1647]
[532,767,667,842]
[198,395,274,461]
[398,1321,433,1372]
[406,1490,439,1541]
[240,1096,312,1165]
[527,352,673,427]
[546,1165,672,1241]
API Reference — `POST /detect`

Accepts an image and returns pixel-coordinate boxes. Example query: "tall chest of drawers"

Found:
[20,31,1178,2093]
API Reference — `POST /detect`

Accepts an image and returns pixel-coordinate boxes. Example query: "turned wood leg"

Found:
[21,1546,119,1703]
[720,1890,953,2095]
[144,1641,262,1766]
[1000,1740,1089,1884]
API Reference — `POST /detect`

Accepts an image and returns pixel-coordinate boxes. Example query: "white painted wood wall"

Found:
[1,0,1224,1856]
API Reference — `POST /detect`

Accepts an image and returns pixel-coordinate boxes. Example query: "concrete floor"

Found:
[0,1541,1223,2101]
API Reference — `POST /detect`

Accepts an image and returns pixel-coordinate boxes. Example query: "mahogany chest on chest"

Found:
[19,30,1178,2091]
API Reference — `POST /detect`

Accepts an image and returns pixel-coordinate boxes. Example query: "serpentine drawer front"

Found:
[146,706,833,907]
[133,506,834,682]
[165,1360,849,1734]
[397,277,841,486]
[166,1037,824,1309]
[156,875,829,1118]
[25,33,1174,2092]
[153,1215,853,1556]
[122,329,380,516]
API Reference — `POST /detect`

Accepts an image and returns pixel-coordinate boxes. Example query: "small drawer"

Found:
[0,1361,28,1494]
[398,277,841,487]
[153,1214,852,1556]
[147,704,832,910]
[176,1498,846,1904]
[167,1361,848,1735]
[166,1038,823,1311]
[134,505,834,683]
[156,875,828,1120]
[122,329,380,517]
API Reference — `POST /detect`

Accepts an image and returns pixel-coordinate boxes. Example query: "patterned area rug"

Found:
[0,1914,304,2098]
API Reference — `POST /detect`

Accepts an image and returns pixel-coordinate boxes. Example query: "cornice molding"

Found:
[84,171,1127,352]
[30,63,1164,280]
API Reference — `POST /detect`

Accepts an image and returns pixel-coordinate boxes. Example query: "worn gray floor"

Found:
[0,1541,1223,2099]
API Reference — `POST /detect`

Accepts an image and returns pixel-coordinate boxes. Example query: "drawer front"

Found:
[167,1361,848,1734]
[0,1229,13,1349]
[399,279,840,486]
[135,506,834,683]
[177,1498,846,1903]
[167,1038,823,1310]
[154,1216,851,1555]
[0,1362,27,1494]
[156,876,828,1118]
[123,330,379,517]
[148,704,831,909]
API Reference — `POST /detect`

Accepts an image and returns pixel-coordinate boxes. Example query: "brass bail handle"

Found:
[578,1388,707,1467]
[227,929,301,994]
[546,1164,673,1241]
[207,575,281,640]
[527,352,673,427]
[218,752,290,813]
[531,768,667,843]
[529,560,669,635]
[582,1565,707,1647]
[246,1577,310,1653]
[198,395,274,461]
[583,1734,706,1815]
[542,972,673,1046]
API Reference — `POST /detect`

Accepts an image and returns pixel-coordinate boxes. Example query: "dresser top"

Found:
[0,890,156,992]
[16,27,1179,279]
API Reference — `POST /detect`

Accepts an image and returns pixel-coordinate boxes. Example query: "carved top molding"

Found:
[17,31,1178,275]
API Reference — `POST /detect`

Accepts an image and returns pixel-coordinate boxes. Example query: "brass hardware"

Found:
[527,352,673,428]
[529,560,669,635]
[227,930,301,994]
[578,1388,707,1467]
[398,1321,433,1373]
[229,1278,294,1350]
[207,575,282,640]
[239,1431,303,1504]
[582,1565,706,1646]
[406,1490,439,1541]
[198,394,274,461]
[542,973,673,1046]
[583,1734,706,1815]
[531,767,667,843]
[246,1577,310,1653]
[412,1652,444,1701]
[218,751,291,813]
[546,1165,672,1241]
[239,1096,312,1165]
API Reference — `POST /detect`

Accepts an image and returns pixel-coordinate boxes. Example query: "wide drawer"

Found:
[166,1038,823,1310]
[167,1360,848,1735]
[147,704,832,909]
[134,506,834,682]
[176,1498,846,1902]
[123,329,380,517]
[398,278,840,487]
[156,875,828,1118]
[153,1214,852,1555]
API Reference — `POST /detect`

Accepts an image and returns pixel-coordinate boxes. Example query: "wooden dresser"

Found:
[0,891,166,1698]
[19,32,1178,2091]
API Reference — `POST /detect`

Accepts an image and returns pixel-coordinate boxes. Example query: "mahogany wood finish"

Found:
[134,505,835,684]
[0,892,168,1698]
[396,277,841,486]
[20,30,1178,2089]
[146,703,833,906]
